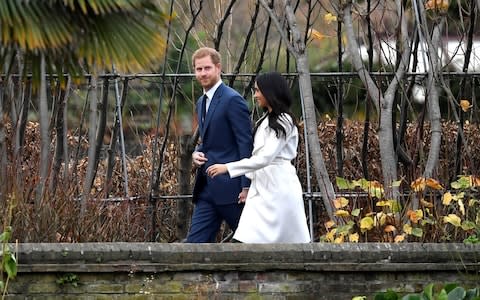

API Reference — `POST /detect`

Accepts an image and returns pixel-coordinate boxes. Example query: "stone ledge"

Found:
[14,243,480,273]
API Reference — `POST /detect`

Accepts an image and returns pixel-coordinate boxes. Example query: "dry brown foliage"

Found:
[2,119,480,242]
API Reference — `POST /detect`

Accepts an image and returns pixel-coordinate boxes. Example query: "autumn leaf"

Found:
[420,198,434,208]
[384,225,396,233]
[407,209,423,224]
[444,214,461,227]
[425,0,449,10]
[324,13,337,24]
[460,99,471,112]
[334,209,350,217]
[394,234,405,243]
[325,220,336,229]
[425,178,443,190]
[333,197,349,209]
[334,235,344,243]
[442,192,453,205]
[411,177,426,192]
[376,200,391,207]
[349,233,359,243]
[325,229,336,242]
[360,216,374,232]
[367,180,384,198]
[403,224,413,234]
[308,28,329,41]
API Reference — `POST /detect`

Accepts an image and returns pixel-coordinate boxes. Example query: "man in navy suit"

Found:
[186,47,253,243]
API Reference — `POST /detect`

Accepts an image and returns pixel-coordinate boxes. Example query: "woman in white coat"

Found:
[206,72,311,243]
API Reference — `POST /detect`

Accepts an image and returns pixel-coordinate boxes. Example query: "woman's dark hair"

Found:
[255,72,296,138]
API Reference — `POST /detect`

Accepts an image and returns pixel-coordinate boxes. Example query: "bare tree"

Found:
[342,0,412,198]
[260,0,337,221]
[413,0,445,180]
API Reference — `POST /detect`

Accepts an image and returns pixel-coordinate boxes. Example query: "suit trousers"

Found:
[186,180,244,243]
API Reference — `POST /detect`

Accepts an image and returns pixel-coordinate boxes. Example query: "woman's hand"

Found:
[206,164,228,178]
[238,188,249,203]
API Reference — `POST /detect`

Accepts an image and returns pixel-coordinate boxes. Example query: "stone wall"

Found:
[7,243,480,299]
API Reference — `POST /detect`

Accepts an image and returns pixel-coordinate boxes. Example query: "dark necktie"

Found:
[201,94,208,122]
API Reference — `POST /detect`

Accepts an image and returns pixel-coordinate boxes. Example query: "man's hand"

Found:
[192,151,208,167]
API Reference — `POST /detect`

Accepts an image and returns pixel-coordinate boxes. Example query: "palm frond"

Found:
[0,0,167,84]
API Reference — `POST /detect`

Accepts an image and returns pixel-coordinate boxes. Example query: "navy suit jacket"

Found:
[192,82,253,205]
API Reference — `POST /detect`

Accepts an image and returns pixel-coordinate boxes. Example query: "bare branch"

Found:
[214,0,238,50]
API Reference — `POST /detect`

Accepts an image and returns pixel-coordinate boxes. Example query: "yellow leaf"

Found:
[443,214,461,227]
[325,229,336,242]
[324,220,336,229]
[426,178,443,190]
[324,13,338,24]
[376,200,391,207]
[384,225,396,233]
[403,224,413,234]
[442,192,453,205]
[394,234,405,243]
[333,197,349,209]
[334,235,344,243]
[360,216,374,232]
[460,99,471,112]
[349,233,359,243]
[416,209,424,218]
[334,209,350,217]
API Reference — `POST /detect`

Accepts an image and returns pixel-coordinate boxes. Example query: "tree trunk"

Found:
[417,5,445,179]
[36,54,50,208]
[283,0,336,222]
[343,0,411,198]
